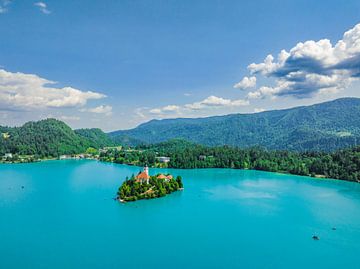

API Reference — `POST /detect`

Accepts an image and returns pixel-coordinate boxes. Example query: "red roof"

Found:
[157,174,167,179]
[136,172,150,180]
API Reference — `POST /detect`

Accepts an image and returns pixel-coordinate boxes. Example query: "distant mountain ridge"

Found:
[110,97,360,151]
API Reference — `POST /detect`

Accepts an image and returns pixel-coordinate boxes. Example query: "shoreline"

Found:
[117,188,184,203]
[1,157,359,184]
[0,156,98,164]
[99,160,358,184]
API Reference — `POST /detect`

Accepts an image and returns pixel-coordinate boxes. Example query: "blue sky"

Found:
[0,0,360,131]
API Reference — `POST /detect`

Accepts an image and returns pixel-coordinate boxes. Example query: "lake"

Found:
[1,160,360,269]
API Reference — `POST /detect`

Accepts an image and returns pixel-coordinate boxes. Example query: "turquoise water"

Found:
[1,160,360,269]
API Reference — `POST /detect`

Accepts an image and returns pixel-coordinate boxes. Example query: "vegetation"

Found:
[109,98,360,151]
[118,174,183,201]
[101,139,360,182]
[1,114,360,183]
[75,128,115,148]
[0,119,114,158]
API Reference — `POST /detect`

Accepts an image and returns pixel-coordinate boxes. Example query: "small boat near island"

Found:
[312,235,320,240]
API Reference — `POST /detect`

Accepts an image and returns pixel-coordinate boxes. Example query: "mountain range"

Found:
[1,97,360,156]
[110,97,360,151]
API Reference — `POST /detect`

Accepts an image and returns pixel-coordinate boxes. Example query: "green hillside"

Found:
[110,98,360,151]
[75,128,115,148]
[0,119,113,157]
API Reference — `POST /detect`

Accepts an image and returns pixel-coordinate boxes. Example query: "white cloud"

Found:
[81,105,112,116]
[34,2,51,14]
[149,95,249,115]
[162,105,180,112]
[244,23,360,99]
[149,105,180,115]
[233,76,257,89]
[134,107,146,118]
[0,0,12,14]
[149,108,162,115]
[247,85,279,99]
[185,95,249,110]
[254,108,265,113]
[0,68,106,110]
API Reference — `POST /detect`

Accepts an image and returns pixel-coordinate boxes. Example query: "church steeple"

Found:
[135,165,150,184]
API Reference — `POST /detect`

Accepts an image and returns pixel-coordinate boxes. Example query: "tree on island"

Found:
[118,167,183,202]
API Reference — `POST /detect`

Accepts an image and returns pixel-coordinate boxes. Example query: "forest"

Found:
[0,119,113,157]
[110,98,360,152]
[100,139,360,182]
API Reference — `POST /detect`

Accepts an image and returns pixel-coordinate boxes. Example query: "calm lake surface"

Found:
[1,160,360,269]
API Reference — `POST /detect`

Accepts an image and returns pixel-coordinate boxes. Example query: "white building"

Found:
[4,153,12,158]
[156,157,170,163]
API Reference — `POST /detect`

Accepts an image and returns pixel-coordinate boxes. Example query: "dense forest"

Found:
[74,128,115,148]
[0,119,114,157]
[110,98,360,151]
[100,139,360,182]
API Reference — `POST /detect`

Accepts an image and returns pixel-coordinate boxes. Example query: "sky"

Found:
[0,0,360,131]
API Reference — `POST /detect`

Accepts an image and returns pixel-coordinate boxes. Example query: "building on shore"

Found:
[156,156,170,163]
[4,153,13,158]
[1,133,10,139]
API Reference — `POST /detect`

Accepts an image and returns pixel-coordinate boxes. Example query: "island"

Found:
[117,166,184,202]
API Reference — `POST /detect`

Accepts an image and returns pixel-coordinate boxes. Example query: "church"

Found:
[135,165,150,184]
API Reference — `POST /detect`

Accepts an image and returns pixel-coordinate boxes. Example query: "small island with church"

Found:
[117,166,184,202]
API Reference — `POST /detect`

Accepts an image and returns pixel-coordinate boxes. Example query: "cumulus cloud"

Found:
[81,105,113,116]
[162,105,181,112]
[0,68,106,110]
[34,2,51,14]
[149,105,180,115]
[245,23,360,99]
[233,76,256,89]
[185,95,249,110]
[150,95,249,115]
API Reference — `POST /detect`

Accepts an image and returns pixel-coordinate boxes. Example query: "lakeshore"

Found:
[0,153,99,164]
[1,152,356,184]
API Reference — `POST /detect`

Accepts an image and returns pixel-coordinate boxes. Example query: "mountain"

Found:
[109,97,360,151]
[75,128,115,148]
[0,119,113,157]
